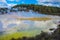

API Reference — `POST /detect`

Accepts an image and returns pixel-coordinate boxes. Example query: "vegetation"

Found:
[12,4,60,16]
[0,4,60,16]
[0,8,8,14]
[0,29,40,40]
[0,24,60,40]
[10,24,59,40]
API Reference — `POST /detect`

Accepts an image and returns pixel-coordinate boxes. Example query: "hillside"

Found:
[12,4,60,16]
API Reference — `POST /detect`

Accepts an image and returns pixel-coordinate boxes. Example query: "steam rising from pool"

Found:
[0,10,60,34]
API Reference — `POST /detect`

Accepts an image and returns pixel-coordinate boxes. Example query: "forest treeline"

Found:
[12,4,60,16]
[0,8,8,14]
[0,4,60,16]
[11,24,60,40]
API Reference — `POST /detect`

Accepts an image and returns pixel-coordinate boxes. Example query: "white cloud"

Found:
[0,0,17,7]
[37,0,60,2]
[0,0,6,2]
[7,4,17,7]
[40,3,60,7]
[36,0,60,7]
[36,0,52,3]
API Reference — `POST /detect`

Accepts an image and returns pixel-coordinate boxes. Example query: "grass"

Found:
[0,29,41,40]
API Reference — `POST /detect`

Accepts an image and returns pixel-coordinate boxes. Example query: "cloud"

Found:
[6,0,20,6]
[36,0,60,7]
[0,0,17,7]
[37,0,60,2]
[36,0,52,3]
[7,4,17,7]
[40,3,60,7]
[0,0,6,2]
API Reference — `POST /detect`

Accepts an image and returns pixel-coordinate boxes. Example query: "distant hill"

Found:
[12,4,60,16]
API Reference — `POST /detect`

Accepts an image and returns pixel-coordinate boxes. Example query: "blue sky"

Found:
[6,0,37,4]
[0,0,60,7]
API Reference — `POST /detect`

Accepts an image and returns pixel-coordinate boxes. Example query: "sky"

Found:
[0,0,60,7]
